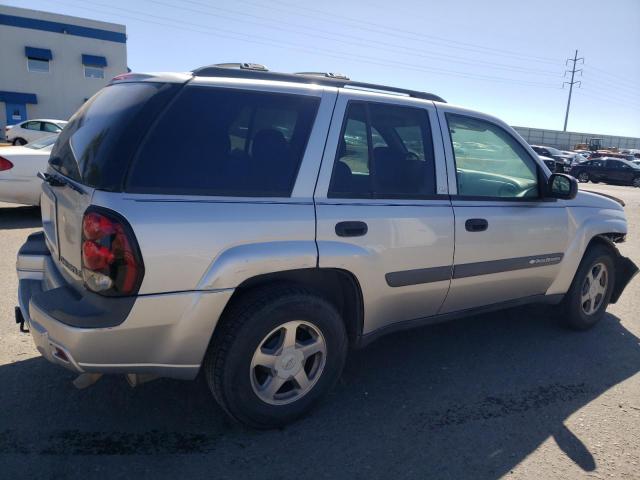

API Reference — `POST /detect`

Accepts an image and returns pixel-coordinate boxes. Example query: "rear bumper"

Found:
[16,232,234,380]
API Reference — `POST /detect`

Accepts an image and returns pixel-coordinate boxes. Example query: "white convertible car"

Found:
[0,135,56,206]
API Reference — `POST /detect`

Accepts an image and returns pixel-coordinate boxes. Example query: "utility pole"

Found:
[563,49,583,132]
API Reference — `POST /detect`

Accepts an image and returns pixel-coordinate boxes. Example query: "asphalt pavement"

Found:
[0,184,638,479]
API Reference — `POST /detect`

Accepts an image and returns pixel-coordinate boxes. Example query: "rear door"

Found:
[437,106,569,313]
[314,90,453,335]
[606,160,632,183]
[22,121,42,142]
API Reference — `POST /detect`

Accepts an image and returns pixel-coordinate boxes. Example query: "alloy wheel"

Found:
[250,320,327,405]
[580,262,608,315]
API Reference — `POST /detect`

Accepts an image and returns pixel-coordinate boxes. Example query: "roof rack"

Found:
[191,63,446,103]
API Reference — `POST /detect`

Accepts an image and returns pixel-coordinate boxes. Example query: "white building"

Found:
[0,5,127,136]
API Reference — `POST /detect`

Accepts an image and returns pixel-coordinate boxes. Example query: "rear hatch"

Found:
[43,80,182,286]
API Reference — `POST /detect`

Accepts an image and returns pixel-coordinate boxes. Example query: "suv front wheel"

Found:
[204,285,348,428]
[560,244,615,330]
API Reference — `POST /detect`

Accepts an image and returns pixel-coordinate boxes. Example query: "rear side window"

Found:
[126,87,320,197]
[48,82,179,189]
[329,101,436,198]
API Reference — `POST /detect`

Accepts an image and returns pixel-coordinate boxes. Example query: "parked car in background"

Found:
[574,149,592,157]
[539,155,565,173]
[570,157,640,187]
[15,64,638,428]
[530,145,572,172]
[0,134,56,205]
[4,119,67,145]
[590,151,636,161]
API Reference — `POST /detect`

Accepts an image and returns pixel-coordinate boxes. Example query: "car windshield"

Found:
[25,135,58,150]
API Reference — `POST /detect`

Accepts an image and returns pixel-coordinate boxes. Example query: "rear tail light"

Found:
[0,156,13,171]
[81,208,144,296]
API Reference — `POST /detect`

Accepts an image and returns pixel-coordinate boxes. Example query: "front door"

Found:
[606,159,632,183]
[5,103,27,125]
[437,108,569,313]
[314,91,454,335]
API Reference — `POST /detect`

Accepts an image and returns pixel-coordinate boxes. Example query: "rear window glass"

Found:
[48,82,179,189]
[126,87,320,197]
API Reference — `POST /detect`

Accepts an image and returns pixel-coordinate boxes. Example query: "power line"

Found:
[49,0,563,90]
[242,0,561,65]
[588,65,640,89]
[160,0,562,78]
[563,49,583,132]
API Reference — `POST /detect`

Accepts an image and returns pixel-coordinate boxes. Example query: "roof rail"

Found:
[191,64,446,103]
[296,72,350,80]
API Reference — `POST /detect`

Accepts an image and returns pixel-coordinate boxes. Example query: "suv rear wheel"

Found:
[560,244,615,330]
[204,284,348,428]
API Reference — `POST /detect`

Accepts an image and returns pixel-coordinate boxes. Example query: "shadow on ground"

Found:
[1,307,639,479]
[0,205,41,230]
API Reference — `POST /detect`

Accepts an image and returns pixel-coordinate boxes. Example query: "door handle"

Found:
[335,221,368,237]
[465,218,488,232]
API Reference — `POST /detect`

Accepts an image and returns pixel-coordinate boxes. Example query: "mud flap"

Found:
[611,255,638,304]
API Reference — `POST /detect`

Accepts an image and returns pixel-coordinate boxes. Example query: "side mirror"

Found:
[548,173,578,200]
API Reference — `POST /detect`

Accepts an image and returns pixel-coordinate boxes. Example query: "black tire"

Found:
[203,284,348,428]
[577,172,590,183]
[560,244,615,330]
[632,176,640,188]
[12,137,27,146]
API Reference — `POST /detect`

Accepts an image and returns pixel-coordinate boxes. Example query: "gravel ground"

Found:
[0,184,638,479]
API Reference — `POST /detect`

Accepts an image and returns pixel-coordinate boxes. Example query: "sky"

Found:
[6,0,640,137]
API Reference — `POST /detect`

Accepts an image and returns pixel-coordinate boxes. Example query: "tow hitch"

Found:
[14,307,29,333]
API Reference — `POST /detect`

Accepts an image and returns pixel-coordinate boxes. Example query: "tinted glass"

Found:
[27,58,49,73]
[447,114,538,198]
[329,102,436,198]
[606,160,622,168]
[24,121,41,131]
[49,82,179,188]
[127,87,320,197]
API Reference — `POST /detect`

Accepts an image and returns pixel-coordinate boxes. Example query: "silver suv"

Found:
[16,63,638,428]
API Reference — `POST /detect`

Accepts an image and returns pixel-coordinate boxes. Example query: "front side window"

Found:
[84,66,104,79]
[127,87,320,197]
[27,57,49,73]
[329,102,436,198]
[42,122,62,133]
[447,114,538,199]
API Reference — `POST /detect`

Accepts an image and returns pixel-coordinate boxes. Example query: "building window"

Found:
[25,47,52,73]
[84,66,105,79]
[27,57,50,73]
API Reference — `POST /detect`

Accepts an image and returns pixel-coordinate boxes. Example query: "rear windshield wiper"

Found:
[37,172,86,195]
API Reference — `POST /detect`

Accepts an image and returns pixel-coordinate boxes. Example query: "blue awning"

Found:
[82,54,107,67]
[25,46,52,60]
[0,91,38,104]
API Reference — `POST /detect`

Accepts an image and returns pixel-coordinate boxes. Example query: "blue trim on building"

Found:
[25,46,52,60]
[0,13,126,43]
[0,91,38,104]
[82,54,107,67]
